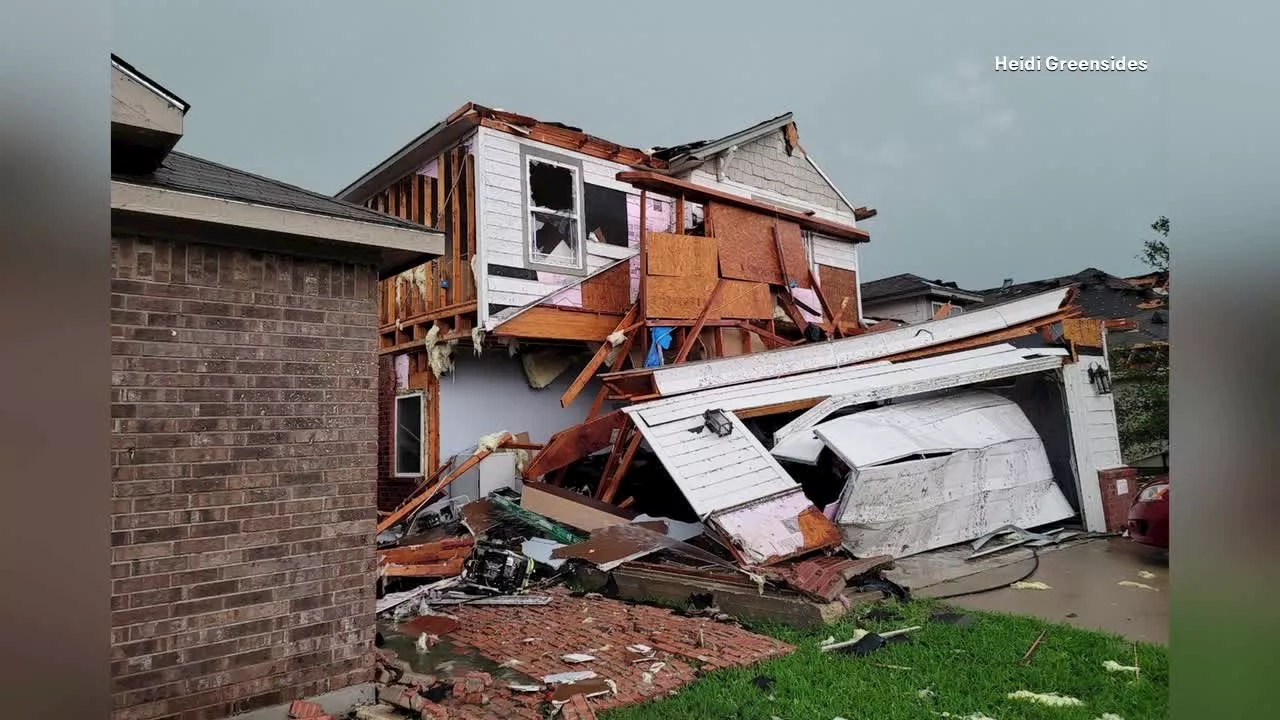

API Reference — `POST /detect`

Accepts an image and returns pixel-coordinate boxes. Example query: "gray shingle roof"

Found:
[978,268,1169,348]
[113,151,425,231]
[861,273,984,303]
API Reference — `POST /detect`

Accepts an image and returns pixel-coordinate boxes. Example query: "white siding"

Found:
[684,168,859,227]
[476,127,660,326]
[864,296,930,324]
[631,412,796,518]
[809,234,858,271]
[1062,355,1124,532]
[644,287,1073,397]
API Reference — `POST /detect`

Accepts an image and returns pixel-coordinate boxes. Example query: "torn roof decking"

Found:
[603,286,1077,399]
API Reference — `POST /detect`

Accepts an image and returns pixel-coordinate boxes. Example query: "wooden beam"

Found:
[772,225,796,289]
[499,441,544,451]
[737,321,792,350]
[806,266,842,338]
[587,328,637,420]
[524,411,626,479]
[376,444,502,533]
[595,428,630,501]
[735,397,828,419]
[674,278,727,364]
[560,304,640,409]
[491,306,625,342]
[600,432,643,504]
[639,190,649,360]
[427,371,441,474]
[776,291,808,329]
[616,170,870,243]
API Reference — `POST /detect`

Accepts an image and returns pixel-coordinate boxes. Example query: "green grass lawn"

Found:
[603,599,1168,720]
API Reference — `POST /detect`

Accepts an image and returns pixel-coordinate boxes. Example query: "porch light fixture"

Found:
[1087,364,1112,394]
[703,409,734,438]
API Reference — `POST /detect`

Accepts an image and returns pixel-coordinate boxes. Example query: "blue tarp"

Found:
[645,326,674,367]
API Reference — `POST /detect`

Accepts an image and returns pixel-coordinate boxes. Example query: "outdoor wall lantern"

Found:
[703,409,734,437]
[1088,364,1112,394]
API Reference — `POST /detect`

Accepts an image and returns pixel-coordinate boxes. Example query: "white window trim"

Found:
[931,300,963,315]
[520,145,587,275]
[393,391,425,478]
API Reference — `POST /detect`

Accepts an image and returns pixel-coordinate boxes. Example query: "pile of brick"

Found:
[286,699,336,720]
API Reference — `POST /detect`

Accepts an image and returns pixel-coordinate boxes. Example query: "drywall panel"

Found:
[437,353,600,461]
[642,287,1072,397]
[831,438,1074,558]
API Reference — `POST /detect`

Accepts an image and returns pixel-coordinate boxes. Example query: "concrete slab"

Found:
[916,538,1169,644]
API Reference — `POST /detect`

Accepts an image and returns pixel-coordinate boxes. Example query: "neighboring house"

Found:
[859,273,985,324]
[110,56,442,720]
[980,267,1170,469]
[335,103,878,510]
[978,267,1169,350]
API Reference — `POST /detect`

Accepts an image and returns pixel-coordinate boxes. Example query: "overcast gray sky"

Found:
[112,0,1166,289]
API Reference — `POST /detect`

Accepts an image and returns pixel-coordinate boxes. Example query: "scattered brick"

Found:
[288,699,326,717]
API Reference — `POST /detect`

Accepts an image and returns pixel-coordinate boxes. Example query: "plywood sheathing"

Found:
[707,203,809,288]
[492,306,624,342]
[646,233,719,278]
[818,264,860,330]
[1062,317,1105,349]
[580,261,632,312]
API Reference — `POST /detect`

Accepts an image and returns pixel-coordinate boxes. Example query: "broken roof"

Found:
[979,268,1167,348]
[652,112,795,164]
[862,273,985,305]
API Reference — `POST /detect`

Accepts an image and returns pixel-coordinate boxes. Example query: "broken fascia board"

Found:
[634,286,1073,397]
[804,391,1039,468]
[631,410,798,518]
[629,346,1065,428]
[770,344,1024,443]
[632,344,1015,427]
[830,438,1075,558]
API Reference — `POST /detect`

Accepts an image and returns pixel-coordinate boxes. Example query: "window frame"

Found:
[931,300,963,316]
[520,145,587,275]
[393,391,425,478]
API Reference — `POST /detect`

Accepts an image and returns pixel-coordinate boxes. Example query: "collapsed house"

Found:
[361,101,1132,616]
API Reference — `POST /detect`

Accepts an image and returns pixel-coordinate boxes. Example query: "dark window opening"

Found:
[395,394,423,476]
[527,158,581,268]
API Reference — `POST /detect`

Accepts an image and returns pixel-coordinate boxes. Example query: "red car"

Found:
[1126,475,1169,548]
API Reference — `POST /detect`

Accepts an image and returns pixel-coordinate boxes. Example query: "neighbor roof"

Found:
[861,273,985,304]
[979,268,1168,347]
[111,53,190,113]
[115,151,426,231]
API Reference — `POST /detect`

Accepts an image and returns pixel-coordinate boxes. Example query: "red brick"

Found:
[111,237,378,720]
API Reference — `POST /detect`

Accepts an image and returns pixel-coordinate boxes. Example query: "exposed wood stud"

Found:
[601,431,643,504]
[560,304,640,409]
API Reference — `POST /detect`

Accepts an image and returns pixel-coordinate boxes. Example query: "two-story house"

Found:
[859,273,985,324]
[335,104,877,509]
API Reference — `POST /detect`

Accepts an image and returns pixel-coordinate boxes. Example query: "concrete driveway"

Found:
[890,538,1169,644]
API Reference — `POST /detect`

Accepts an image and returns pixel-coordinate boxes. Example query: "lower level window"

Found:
[394,393,423,476]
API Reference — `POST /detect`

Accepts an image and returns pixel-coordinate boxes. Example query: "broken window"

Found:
[932,301,963,316]
[525,153,584,270]
[394,393,423,476]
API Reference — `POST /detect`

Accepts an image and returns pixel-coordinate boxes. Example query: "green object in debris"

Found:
[489,493,585,545]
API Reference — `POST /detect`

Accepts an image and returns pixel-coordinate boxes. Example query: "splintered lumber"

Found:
[806,266,842,338]
[382,558,468,578]
[378,536,475,565]
[524,411,626,479]
[376,446,500,533]
[588,329,637,419]
[561,304,639,408]
[599,431,644,504]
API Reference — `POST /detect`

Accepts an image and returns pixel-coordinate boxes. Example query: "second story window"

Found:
[522,147,585,273]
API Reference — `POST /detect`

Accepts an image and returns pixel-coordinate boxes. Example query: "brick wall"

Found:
[375,356,418,511]
[721,130,850,213]
[1098,466,1139,532]
[111,234,379,720]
